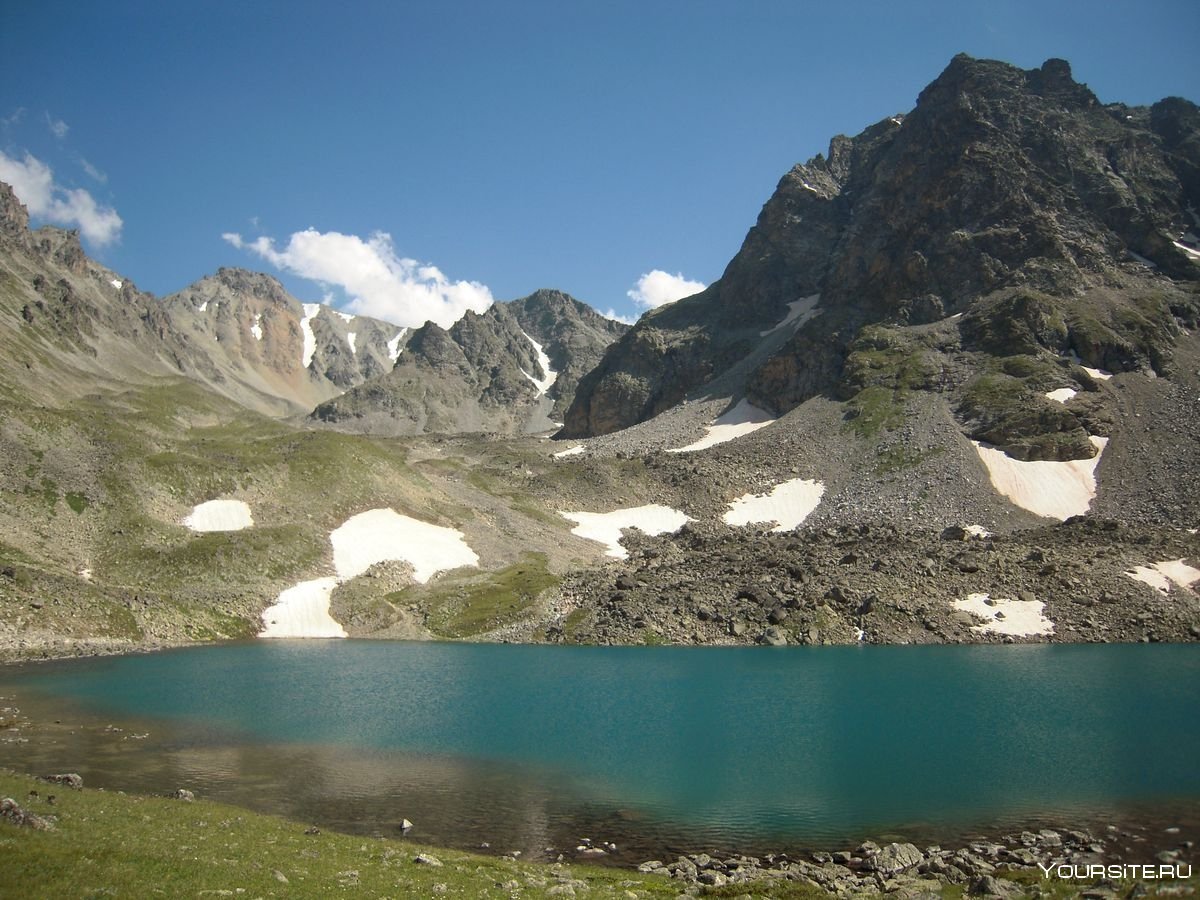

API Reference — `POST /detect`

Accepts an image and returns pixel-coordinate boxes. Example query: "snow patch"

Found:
[1125,560,1200,595]
[335,310,355,323]
[761,294,821,336]
[953,593,1054,637]
[972,436,1107,520]
[250,313,263,341]
[519,330,557,396]
[300,303,321,368]
[109,279,123,289]
[1066,351,1112,381]
[197,300,208,313]
[561,504,691,559]
[964,524,992,538]
[330,508,478,584]
[183,499,254,532]
[261,508,479,640]
[347,332,357,354]
[554,445,585,458]
[259,578,345,638]
[1174,240,1200,261]
[723,478,826,532]
[667,399,776,453]
[1045,387,1077,404]
[387,328,407,363]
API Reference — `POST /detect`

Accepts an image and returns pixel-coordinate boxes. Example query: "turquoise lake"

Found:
[2,641,1198,860]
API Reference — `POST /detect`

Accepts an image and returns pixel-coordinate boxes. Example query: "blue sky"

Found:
[2,0,1198,326]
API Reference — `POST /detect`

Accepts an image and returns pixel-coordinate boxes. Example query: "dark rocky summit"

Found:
[562,55,1200,464]
[311,289,628,435]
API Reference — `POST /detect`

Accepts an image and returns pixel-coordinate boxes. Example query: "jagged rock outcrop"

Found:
[562,55,1200,458]
[311,289,627,435]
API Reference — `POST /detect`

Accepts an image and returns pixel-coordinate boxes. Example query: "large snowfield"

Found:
[972,436,1107,520]
[723,478,826,531]
[260,508,479,639]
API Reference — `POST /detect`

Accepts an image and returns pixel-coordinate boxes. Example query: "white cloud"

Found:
[600,307,636,325]
[224,228,493,329]
[45,113,69,139]
[1,108,25,129]
[0,150,123,246]
[627,269,706,309]
[79,158,107,183]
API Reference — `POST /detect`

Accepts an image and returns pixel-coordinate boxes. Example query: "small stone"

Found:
[170,789,195,802]
[413,853,443,867]
[271,869,288,883]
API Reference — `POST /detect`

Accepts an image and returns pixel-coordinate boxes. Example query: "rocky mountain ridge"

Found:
[0,185,406,416]
[311,289,628,435]
[562,55,1200,460]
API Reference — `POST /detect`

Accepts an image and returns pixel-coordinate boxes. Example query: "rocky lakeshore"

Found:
[3,649,1198,899]
[636,827,1196,896]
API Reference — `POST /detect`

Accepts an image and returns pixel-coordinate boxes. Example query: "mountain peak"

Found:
[564,54,1200,439]
[0,181,31,241]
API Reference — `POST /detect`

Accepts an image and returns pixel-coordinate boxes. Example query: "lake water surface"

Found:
[2,641,1198,861]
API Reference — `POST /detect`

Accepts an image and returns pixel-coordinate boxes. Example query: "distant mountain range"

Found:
[311,289,628,435]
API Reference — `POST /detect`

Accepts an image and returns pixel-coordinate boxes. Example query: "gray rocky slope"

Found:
[310,289,628,435]
[562,55,1200,463]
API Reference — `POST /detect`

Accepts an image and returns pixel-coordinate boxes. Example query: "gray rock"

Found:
[413,853,443,867]
[760,626,788,646]
[871,842,925,874]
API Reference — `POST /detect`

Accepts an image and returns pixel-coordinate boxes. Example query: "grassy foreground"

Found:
[0,770,688,899]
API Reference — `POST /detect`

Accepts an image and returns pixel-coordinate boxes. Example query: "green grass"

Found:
[843,386,907,438]
[0,769,680,899]
[400,553,560,638]
[873,445,945,475]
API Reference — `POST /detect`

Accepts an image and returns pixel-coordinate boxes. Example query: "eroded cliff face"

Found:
[562,55,1200,449]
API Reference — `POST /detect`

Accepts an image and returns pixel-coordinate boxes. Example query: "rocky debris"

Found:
[548,518,1200,646]
[41,773,82,790]
[413,853,444,867]
[648,827,1193,894]
[0,796,54,830]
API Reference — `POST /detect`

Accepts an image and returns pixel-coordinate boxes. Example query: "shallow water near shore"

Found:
[2,641,1198,862]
